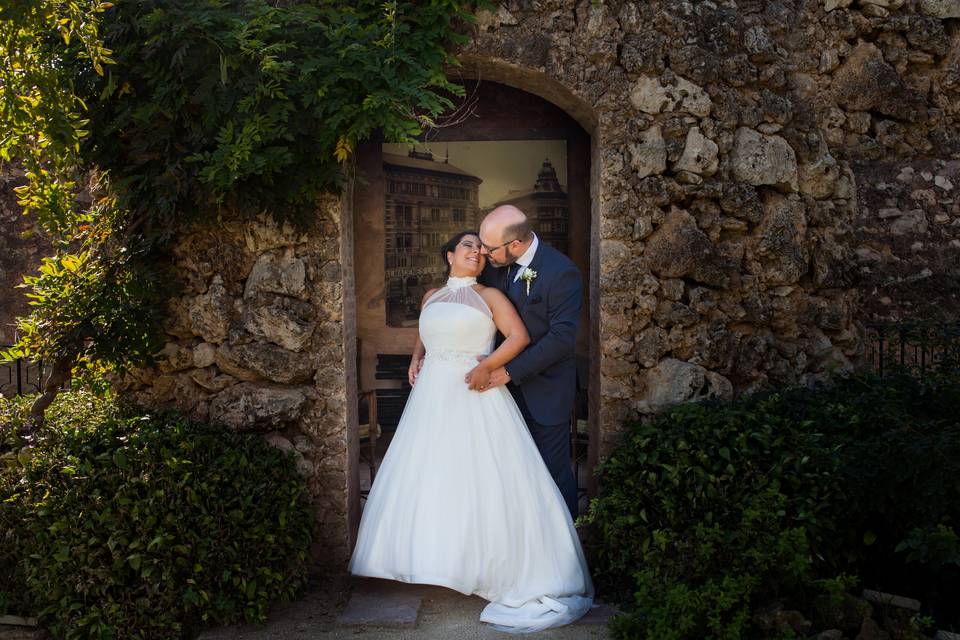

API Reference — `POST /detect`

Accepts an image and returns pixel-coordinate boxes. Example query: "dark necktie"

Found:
[502,264,515,293]
[508,264,524,301]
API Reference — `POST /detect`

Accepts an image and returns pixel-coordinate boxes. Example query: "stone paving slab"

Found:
[336,579,423,628]
[0,619,37,628]
[0,626,47,640]
[576,603,619,626]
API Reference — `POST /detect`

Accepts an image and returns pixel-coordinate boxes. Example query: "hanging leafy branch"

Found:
[1,0,124,442]
[1,0,484,441]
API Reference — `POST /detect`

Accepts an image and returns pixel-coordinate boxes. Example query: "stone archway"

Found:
[342,63,603,545]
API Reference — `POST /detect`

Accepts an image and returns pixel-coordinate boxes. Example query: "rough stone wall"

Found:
[794,3,960,323]
[0,166,51,345]
[118,195,351,565]
[468,1,944,455]
[853,159,959,322]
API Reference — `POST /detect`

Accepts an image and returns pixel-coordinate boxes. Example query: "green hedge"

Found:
[587,372,960,639]
[0,392,314,640]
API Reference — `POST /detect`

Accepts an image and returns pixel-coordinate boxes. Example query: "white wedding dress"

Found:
[349,276,593,633]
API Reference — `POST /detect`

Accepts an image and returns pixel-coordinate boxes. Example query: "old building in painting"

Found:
[383,150,482,327]
[489,157,570,254]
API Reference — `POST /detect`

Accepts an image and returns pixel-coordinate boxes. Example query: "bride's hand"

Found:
[480,367,510,392]
[408,356,423,386]
[465,359,492,391]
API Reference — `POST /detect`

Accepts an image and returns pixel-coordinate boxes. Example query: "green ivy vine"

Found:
[1,0,484,437]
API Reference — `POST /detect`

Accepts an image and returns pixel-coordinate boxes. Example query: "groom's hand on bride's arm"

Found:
[480,367,510,391]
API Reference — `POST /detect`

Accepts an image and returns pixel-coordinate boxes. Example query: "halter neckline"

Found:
[447,276,478,290]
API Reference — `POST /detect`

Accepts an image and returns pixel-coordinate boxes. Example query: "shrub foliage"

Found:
[587,372,960,639]
[0,392,314,639]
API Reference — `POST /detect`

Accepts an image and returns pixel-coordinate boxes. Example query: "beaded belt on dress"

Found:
[425,350,486,365]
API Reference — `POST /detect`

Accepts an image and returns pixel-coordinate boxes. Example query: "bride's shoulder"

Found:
[475,285,507,304]
[421,288,440,305]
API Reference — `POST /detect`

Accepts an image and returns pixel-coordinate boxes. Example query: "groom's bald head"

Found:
[479,205,533,268]
[480,205,532,246]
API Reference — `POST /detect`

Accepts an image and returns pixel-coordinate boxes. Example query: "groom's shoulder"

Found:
[539,243,579,274]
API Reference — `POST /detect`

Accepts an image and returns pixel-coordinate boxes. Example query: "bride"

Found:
[349,231,594,632]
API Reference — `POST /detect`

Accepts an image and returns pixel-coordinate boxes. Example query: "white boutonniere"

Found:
[520,267,538,295]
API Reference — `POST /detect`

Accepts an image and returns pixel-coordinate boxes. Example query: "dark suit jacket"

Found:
[480,242,582,425]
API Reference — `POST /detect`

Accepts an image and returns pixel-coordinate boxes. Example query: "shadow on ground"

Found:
[198,575,613,639]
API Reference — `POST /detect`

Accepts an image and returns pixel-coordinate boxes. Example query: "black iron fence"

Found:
[865,322,960,377]
[0,346,50,398]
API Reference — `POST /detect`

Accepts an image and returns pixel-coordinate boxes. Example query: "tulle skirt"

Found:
[349,352,593,632]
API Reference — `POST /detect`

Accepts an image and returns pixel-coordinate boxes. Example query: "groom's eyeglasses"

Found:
[479,238,517,253]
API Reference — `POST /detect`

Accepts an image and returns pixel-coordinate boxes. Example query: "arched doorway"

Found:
[346,78,597,542]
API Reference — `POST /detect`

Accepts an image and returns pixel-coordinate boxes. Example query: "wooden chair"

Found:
[357,387,379,490]
[371,354,413,433]
[357,351,413,499]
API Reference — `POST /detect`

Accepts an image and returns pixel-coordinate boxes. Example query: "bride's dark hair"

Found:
[441,230,480,276]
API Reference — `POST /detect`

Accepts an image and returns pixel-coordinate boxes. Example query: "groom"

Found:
[466,205,582,518]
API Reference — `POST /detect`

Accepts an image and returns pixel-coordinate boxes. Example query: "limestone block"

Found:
[620,31,665,73]
[799,151,840,199]
[831,42,923,122]
[673,127,719,176]
[730,128,799,192]
[208,383,306,430]
[158,342,193,372]
[629,75,711,117]
[633,216,654,240]
[634,326,669,368]
[188,276,231,343]
[193,342,216,368]
[861,4,889,17]
[628,126,667,179]
[244,250,307,300]
[861,589,921,612]
[160,297,196,340]
[720,183,764,223]
[747,194,809,286]
[636,358,733,414]
[599,239,632,276]
[475,5,518,31]
[242,216,308,253]
[243,298,316,352]
[601,377,633,400]
[263,433,315,477]
[644,208,736,288]
[216,342,315,384]
[918,0,960,17]
[823,0,853,10]
[188,366,236,392]
[743,26,782,63]
[889,209,928,235]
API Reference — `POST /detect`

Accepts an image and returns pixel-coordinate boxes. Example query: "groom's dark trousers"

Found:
[483,242,582,519]
[510,386,580,519]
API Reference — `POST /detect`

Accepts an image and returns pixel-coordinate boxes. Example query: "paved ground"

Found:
[198,575,613,640]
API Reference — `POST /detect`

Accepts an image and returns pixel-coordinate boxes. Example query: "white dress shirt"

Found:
[512,233,539,282]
